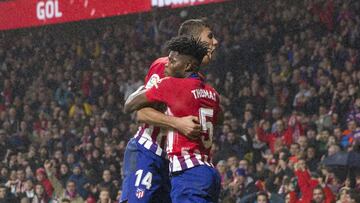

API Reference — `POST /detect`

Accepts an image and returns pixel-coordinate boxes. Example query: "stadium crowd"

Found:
[0,0,360,202]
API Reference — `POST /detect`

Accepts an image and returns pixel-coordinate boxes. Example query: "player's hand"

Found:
[174,116,201,139]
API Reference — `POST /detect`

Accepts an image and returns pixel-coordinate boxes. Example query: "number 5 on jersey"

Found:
[134,170,152,190]
[199,107,214,149]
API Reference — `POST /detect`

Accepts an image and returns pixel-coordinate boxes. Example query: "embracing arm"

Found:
[124,86,201,137]
[124,86,150,113]
[137,108,200,137]
[137,108,177,128]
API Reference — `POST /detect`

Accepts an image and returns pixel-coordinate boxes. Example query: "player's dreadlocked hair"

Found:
[166,36,209,66]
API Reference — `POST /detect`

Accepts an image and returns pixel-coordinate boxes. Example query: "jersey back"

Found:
[133,57,168,157]
[146,77,220,172]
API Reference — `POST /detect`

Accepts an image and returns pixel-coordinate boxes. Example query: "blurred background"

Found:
[0,0,360,202]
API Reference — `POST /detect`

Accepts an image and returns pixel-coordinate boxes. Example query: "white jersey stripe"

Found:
[184,155,194,168]
[203,154,211,166]
[142,126,154,140]
[167,130,174,152]
[195,153,204,165]
[172,156,182,172]
[169,157,213,172]
[204,155,210,165]
[138,137,147,145]
[134,127,141,138]
[155,146,162,156]
[144,140,152,149]
[134,127,166,158]
[166,107,174,153]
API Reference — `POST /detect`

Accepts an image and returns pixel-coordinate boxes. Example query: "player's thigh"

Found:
[122,138,139,176]
[128,149,170,203]
[120,138,139,202]
[171,165,220,203]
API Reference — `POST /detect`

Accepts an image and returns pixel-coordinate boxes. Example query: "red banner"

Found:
[0,0,227,31]
[0,0,151,30]
[151,0,227,8]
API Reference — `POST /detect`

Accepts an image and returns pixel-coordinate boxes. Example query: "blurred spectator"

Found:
[98,187,112,203]
[221,131,246,159]
[35,168,53,198]
[68,163,89,199]
[32,183,50,203]
[98,169,117,201]
[18,178,34,201]
[0,184,16,202]
[44,161,84,202]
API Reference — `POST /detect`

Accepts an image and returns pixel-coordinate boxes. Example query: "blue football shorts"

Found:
[120,138,171,203]
[170,165,221,203]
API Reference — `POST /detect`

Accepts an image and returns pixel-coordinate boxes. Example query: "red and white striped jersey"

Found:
[133,57,168,158]
[145,76,221,172]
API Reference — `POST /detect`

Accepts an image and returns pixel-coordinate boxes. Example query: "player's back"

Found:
[133,57,168,157]
[121,56,172,203]
[145,76,220,172]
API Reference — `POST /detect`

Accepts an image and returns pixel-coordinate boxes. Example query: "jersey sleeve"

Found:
[144,57,167,89]
[145,78,174,104]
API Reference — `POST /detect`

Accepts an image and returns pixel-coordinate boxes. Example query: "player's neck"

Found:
[186,72,199,79]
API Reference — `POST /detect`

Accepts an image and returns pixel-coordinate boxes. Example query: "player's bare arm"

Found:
[124,89,201,137]
[124,89,149,113]
[124,85,165,113]
[137,108,201,138]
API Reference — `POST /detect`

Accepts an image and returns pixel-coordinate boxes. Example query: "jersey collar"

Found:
[188,72,205,81]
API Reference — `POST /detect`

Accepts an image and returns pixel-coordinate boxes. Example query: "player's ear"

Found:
[185,63,193,72]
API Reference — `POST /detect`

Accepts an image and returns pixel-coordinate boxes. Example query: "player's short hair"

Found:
[166,36,209,66]
[178,18,210,37]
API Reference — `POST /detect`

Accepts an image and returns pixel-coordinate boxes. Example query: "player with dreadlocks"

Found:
[120,19,218,203]
[125,36,222,203]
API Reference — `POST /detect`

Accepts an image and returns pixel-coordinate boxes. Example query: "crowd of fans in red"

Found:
[0,0,360,202]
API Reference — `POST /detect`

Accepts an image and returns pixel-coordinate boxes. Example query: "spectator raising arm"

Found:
[44,160,84,203]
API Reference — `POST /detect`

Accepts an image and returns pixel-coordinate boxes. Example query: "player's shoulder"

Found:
[150,57,168,68]
[154,76,173,86]
[157,76,200,86]
[147,57,168,75]
[170,77,206,87]
[158,76,176,84]
[168,77,196,84]
[145,57,168,88]
[156,77,190,88]
[204,83,220,95]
